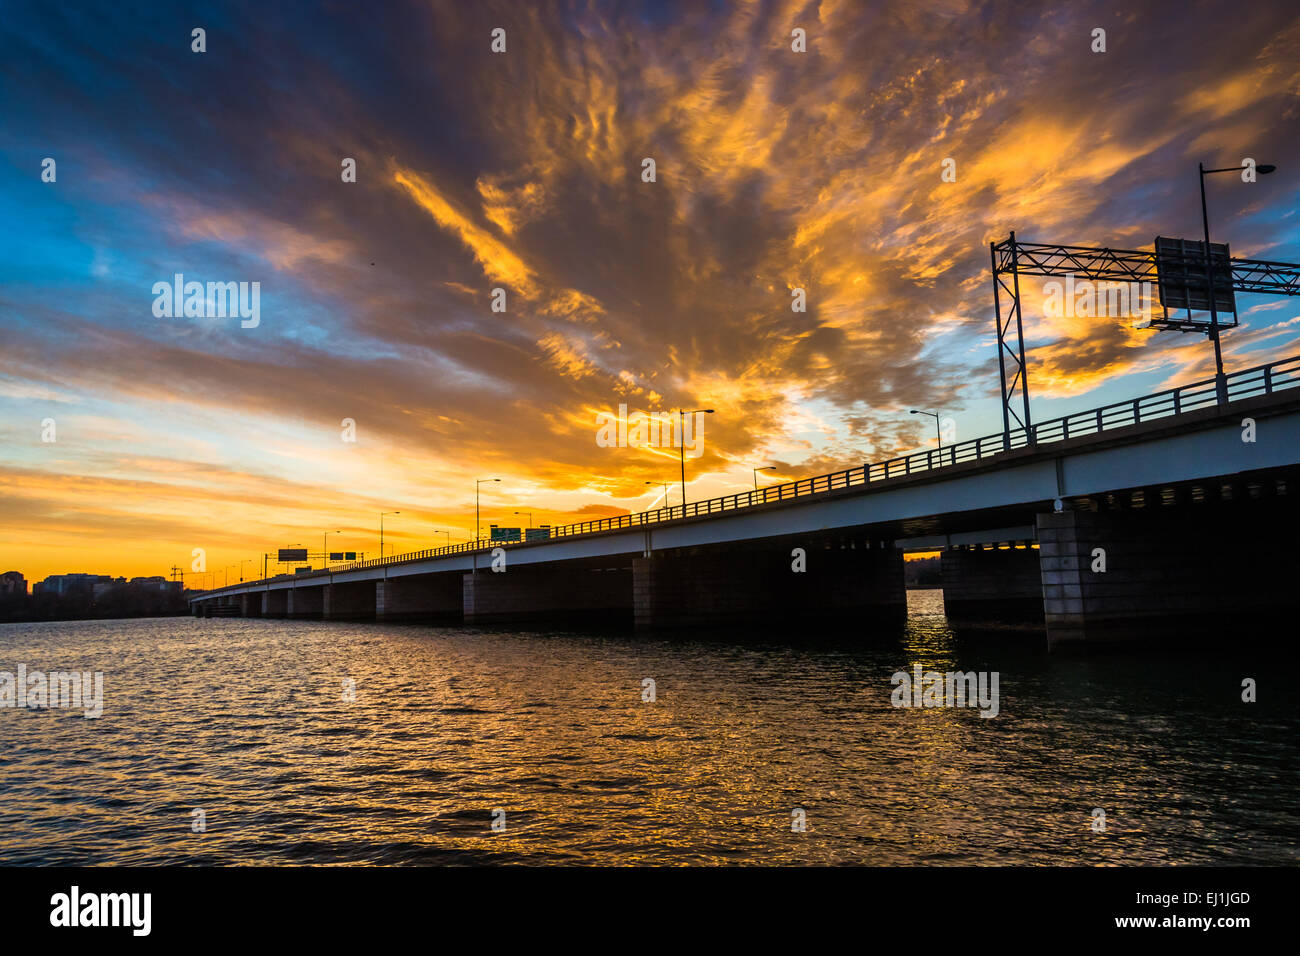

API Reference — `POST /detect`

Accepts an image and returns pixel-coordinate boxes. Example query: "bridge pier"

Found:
[287,586,324,619]
[375,574,462,622]
[633,544,906,630]
[1037,493,1297,646]
[940,544,1043,627]
[203,597,240,617]
[462,564,632,625]
[239,593,260,617]
[323,582,376,621]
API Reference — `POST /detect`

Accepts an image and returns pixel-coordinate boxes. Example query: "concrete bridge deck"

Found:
[191,355,1300,646]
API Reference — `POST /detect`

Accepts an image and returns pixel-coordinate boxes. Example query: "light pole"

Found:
[514,510,533,529]
[431,530,452,547]
[1199,161,1276,404]
[324,530,343,569]
[239,559,251,583]
[476,479,500,542]
[752,465,777,492]
[909,409,943,449]
[645,480,671,509]
[676,408,714,506]
[475,478,500,573]
[380,511,400,557]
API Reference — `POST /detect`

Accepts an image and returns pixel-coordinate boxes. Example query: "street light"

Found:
[752,465,777,492]
[476,479,500,542]
[324,530,343,569]
[380,511,400,557]
[909,409,943,449]
[1199,160,1277,404]
[239,559,251,583]
[431,530,452,547]
[514,510,533,529]
[676,408,714,506]
[645,480,672,509]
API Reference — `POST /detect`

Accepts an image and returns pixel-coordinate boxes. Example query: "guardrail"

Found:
[196,353,1300,595]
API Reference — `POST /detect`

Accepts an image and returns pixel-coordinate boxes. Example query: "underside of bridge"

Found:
[287,586,324,619]
[451,536,909,628]
[323,581,377,621]
[634,537,906,629]
[939,544,1044,627]
[376,573,462,622]
[1036,470,1298,646]
[201,535,913,631]
[263,589,287,618]
[463,558,634,625]
[933,466,1299,646]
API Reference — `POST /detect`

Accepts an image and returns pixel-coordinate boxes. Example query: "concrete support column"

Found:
[239,593,260,617]
[287,586,324,619]
[375,575,462,622]
[322,582,376,621]
[462,565,632,625]
[940,545,1043,626]
[633,545,906,630]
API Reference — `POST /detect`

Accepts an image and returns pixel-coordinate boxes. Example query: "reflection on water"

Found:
[0,589,1295,865]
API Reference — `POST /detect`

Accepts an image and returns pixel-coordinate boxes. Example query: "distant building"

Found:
[0,571,26,597]
[34,573,110,596]
[94,577,127,597]
[129,576,172,591]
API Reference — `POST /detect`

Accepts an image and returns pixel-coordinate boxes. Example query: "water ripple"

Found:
[0,592,1297,865]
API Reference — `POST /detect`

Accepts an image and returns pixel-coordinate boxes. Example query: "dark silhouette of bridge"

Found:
[193,354,1300,647]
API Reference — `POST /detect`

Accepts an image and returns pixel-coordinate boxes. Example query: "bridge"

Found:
[190,353,1300,647]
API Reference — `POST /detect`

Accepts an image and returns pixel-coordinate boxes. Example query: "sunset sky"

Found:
[2,0,1299,585]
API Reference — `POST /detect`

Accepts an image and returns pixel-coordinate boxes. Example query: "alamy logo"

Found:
[0,665,103,717]
[50,886,151,936]
[151,273,260,328]
[890,665,999,717]
[1042,275,1154,327]
[595,405,706,458]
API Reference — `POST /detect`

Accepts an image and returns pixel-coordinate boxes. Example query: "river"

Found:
[0,590,1295,864]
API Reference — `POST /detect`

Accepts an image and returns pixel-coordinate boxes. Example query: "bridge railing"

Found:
[197,353,1300,595]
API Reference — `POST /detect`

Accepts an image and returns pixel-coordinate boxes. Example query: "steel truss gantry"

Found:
[990,231,1300,447]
